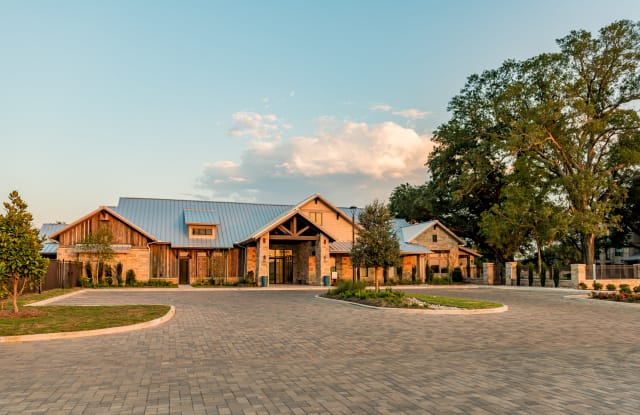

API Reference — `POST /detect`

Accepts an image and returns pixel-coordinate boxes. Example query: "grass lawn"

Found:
[408,293,503,309]
[0,289,170,336]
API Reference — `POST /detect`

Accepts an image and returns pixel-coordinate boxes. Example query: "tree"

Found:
[417,20,640,266]
[78,226,115,284]
[0,191,49,313]
[351,200,400,292]
[388,183,434,223]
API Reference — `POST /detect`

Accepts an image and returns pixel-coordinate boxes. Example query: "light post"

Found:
[350,206,357,285]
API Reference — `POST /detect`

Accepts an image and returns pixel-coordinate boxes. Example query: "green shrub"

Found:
[115,262,123,286]
[634,285,640,293]
[429,277,450,285]
[528,263,534,286]
[516,264,521,286]
[578,282,587,290]
[245,271,255,285]
[553,267,560,288]
[144,279,176,287]
[540,263,547,287]
[126,269,136,286]
[592,281,603,290]
[606,283,616,291]
[84,262,93,279]
[619,284,631,294]
[79,277,92,288]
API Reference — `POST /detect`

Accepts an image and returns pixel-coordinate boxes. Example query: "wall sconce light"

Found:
[263,255,266,261]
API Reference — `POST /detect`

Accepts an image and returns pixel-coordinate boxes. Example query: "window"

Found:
[615,248,624,257]
[192,227,213,236]
[309,212,323,226]
[432,234,438,242]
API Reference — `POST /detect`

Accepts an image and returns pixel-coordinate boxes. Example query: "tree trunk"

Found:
[584,233,596,266]
[536,241,542,276]
[12,277,19,313]
[375,267,379,292]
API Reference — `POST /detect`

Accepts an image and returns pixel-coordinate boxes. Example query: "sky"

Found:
[1,0,639,227]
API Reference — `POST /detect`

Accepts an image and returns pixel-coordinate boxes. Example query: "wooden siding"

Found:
[56,210,151,247]
[299,198,355,241]
[149,245,240,281]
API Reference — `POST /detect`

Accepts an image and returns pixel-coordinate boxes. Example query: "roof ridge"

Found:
[118,196,294,208]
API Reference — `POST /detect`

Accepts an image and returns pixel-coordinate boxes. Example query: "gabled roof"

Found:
[49,206,157,242]
[39,223,67,240]
[238,193,349,244]
[399,220,465,245]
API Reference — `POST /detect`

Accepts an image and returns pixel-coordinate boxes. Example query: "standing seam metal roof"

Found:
[112,198,292,248]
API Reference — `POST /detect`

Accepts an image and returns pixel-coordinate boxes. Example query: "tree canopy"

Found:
[0,191,49,313]
[391,20,640,266]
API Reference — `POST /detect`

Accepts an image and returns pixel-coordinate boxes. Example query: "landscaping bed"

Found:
[323,281,503,310]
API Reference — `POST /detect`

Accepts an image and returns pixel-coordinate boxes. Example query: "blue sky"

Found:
[2,0,639,226]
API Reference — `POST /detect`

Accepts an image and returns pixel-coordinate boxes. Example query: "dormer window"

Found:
[192,227,213,236]
[184,209,219,240]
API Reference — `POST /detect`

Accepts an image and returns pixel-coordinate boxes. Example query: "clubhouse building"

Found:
[46,194,479,285]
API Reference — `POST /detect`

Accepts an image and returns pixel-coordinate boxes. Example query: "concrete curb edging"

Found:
[27,289,88,306]
[564,293,640,307]
[315,295,508,315]
[0,305,176,343]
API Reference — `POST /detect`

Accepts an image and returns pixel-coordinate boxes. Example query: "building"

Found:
[47,194,479,285]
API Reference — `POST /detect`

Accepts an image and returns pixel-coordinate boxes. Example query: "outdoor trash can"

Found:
[261,276,268,287]
[323,275,330,286]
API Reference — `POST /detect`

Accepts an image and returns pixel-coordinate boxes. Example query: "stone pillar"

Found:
[256,234,270,286]
[505,262,517,286]
[483,262,495,285]
[634,264,640,279]
[315,234,330,285]
[571,264,586,288]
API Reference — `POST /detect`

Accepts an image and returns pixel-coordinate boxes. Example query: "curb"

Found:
[27,289,87,306]
[315,295,508,315]
[564,294,640,307]
[0,305,176,343]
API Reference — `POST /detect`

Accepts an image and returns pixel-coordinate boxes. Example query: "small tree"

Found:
[516,263,521,286]
[528,263,534,287]
[0,191,49,313]
[540,263,547,287]
[553,266,560,288]
[78,226,114,284]
[351,200,400,292]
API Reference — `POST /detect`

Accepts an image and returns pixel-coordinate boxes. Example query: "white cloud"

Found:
[393,108,430,119]
[371,103,392,112]
[228,111,283,140]
[289,90,296,97]
[199,116,434,205]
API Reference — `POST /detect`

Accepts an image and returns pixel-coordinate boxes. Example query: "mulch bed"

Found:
[0,309,44,319]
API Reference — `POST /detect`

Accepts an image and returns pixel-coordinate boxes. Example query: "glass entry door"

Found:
[269,249,293,284]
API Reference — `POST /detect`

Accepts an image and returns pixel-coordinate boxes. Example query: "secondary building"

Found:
[47,194,479,285]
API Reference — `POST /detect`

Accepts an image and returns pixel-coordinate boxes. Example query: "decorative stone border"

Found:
[315,295,508,315]
[0,305,175,343]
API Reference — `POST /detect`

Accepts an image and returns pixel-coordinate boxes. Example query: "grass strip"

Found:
[0,305,170,336]
[410,294,502,309]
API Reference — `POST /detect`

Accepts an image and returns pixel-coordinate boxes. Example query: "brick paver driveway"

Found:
[1,287,640,414]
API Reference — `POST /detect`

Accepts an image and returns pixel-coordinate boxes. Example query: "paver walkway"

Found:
[1,287,639,414]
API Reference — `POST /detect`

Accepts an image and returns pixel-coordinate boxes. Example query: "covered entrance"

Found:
[269,249,293,284]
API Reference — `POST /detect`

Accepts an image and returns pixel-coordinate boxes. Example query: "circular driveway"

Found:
[1,287,639,414]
